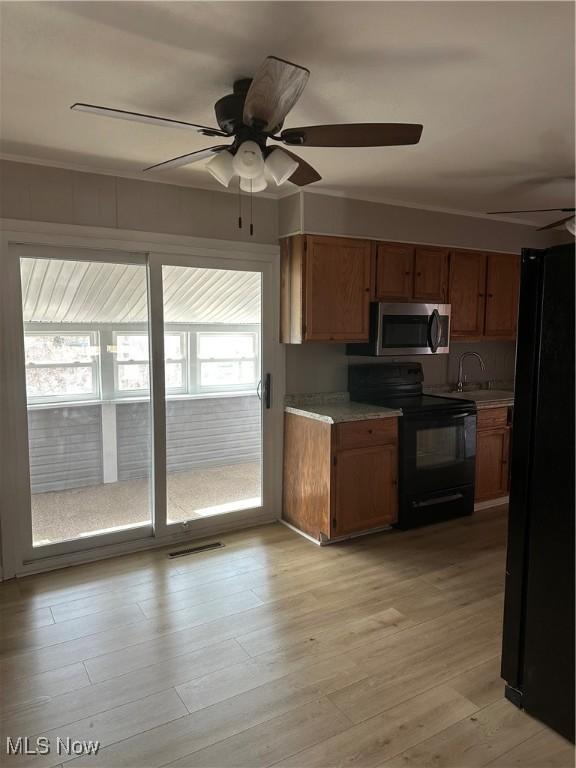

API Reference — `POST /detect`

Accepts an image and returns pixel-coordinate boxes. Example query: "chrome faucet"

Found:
[456,352,486,392]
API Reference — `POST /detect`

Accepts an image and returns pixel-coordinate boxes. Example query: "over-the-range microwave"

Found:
[347,302,451,356]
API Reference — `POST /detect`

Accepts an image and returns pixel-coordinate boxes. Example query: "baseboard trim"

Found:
[474,496,509,511]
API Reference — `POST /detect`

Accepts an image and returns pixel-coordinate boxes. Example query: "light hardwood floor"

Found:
[0,506,573,768]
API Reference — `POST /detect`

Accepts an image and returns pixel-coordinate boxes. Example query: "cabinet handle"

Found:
[488,293,494,298]
[404,271,411,275]
[416,272,422,276]
[479,293,485,297]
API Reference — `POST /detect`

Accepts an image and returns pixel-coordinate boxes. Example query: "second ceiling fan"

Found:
[71,55,423,192]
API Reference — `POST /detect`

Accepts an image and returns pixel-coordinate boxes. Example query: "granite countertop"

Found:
[284,392,401,424]
[425,389,515,409]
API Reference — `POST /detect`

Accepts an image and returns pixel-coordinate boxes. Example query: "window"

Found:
[24,332,100,402]
[114,332,186,395]
[197,332,259,391]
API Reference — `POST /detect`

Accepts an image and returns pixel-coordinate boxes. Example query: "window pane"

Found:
[117,363,149,391]
[116,334,183,361]
[26,366,94,397]
[198,333,255,360]
[117,362,183,392]
[165,362,183,389]
[164,334,184,360]
[116,334,149,362]
[200,360,256,387]
[25,334,94,364]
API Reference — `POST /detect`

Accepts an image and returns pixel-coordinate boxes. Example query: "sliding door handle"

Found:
[264,373,272,409]
[257,374,272,408]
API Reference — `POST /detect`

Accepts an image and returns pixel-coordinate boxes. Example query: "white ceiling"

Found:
[1,1,574,227]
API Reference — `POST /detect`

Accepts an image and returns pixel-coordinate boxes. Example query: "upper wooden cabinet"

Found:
[449,250,487,340]
[413,246,449,302]
[484,253,520,339]
[375,243,414,300]
[449,250,519,340]
[374,243,449,302]
[280,234,519,345]
[280,235,372,343]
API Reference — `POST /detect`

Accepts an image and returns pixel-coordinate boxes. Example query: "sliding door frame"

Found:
[0,221,284,578]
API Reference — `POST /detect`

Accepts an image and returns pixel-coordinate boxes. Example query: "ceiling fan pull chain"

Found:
[238,177,243,230]
[250,180,254,237]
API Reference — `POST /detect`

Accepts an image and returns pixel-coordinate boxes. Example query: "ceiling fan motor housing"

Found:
[214,79,284,139]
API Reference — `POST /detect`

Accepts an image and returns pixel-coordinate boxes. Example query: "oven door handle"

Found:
[427,308,442,353]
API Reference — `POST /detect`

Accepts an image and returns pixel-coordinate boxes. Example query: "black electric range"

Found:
[348,362,477,529]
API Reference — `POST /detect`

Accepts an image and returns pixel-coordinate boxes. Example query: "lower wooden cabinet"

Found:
[334,444,398,536]
[282,413,398,542]
[475,406,511,502]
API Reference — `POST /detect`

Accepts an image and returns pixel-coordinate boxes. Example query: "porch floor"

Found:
[31,461,261,546]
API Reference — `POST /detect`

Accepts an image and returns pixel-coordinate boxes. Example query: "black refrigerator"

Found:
[501,242,575,743]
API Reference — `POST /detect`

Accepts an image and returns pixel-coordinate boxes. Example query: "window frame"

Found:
[23,330,101,404]
[195,331,260,394]
[112,330,188,397]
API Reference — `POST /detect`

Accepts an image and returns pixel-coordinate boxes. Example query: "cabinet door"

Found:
[413,246,449,302]
[484,253,520,339]
[375,243,414,301]
[475,427,510,501]
[449,250,487,339]
[304,236,371,341]
[333,444,398,536]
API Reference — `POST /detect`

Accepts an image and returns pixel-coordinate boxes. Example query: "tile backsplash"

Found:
[285,340,516,395]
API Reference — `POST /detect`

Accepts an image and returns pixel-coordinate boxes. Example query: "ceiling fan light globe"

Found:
[233,141,264,180]
[206,150,235,187]
[566,217,576,236]
[240,174,268,193]
[265,148,299,186]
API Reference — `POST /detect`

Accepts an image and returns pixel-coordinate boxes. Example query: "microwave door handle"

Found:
[428,308,441,353]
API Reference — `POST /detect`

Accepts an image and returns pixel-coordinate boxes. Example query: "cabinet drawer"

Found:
[477,407,509,429]
[336,418,398,449]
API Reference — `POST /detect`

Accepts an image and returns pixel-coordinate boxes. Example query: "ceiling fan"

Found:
[71,55,423,194]
[486,207,576,234]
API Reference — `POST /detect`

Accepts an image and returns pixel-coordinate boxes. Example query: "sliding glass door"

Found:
[19,253,154,554]
[161,264,262,525]
[9,244,276,569]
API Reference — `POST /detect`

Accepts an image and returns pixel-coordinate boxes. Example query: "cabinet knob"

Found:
[368,429,373,434]
[404,271,411,276]
[479,293,485,297]
[416,272,422,276]
[488,293,494,298]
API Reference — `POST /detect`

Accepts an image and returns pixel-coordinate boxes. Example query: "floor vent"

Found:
[168,542,224,558]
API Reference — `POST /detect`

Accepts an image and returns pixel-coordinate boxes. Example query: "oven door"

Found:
[401,408,476,495]
[376,303,450,355]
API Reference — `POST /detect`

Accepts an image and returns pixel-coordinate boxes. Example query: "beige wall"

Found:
[285,341,516,395]
[279,190,568,251]
[0,160,279,244]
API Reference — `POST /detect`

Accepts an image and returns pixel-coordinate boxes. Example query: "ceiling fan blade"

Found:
[487,207,575,214]
[281,149,321,186]
[143,146,229,172]
[537,214,576,231]
[243,56,310,132]
[280,123,423,147]
[71,103,228,137]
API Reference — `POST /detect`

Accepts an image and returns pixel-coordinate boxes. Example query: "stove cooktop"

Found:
[351,393,476,413]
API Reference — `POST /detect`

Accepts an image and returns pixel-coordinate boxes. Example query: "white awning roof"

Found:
[20,259,261,324]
